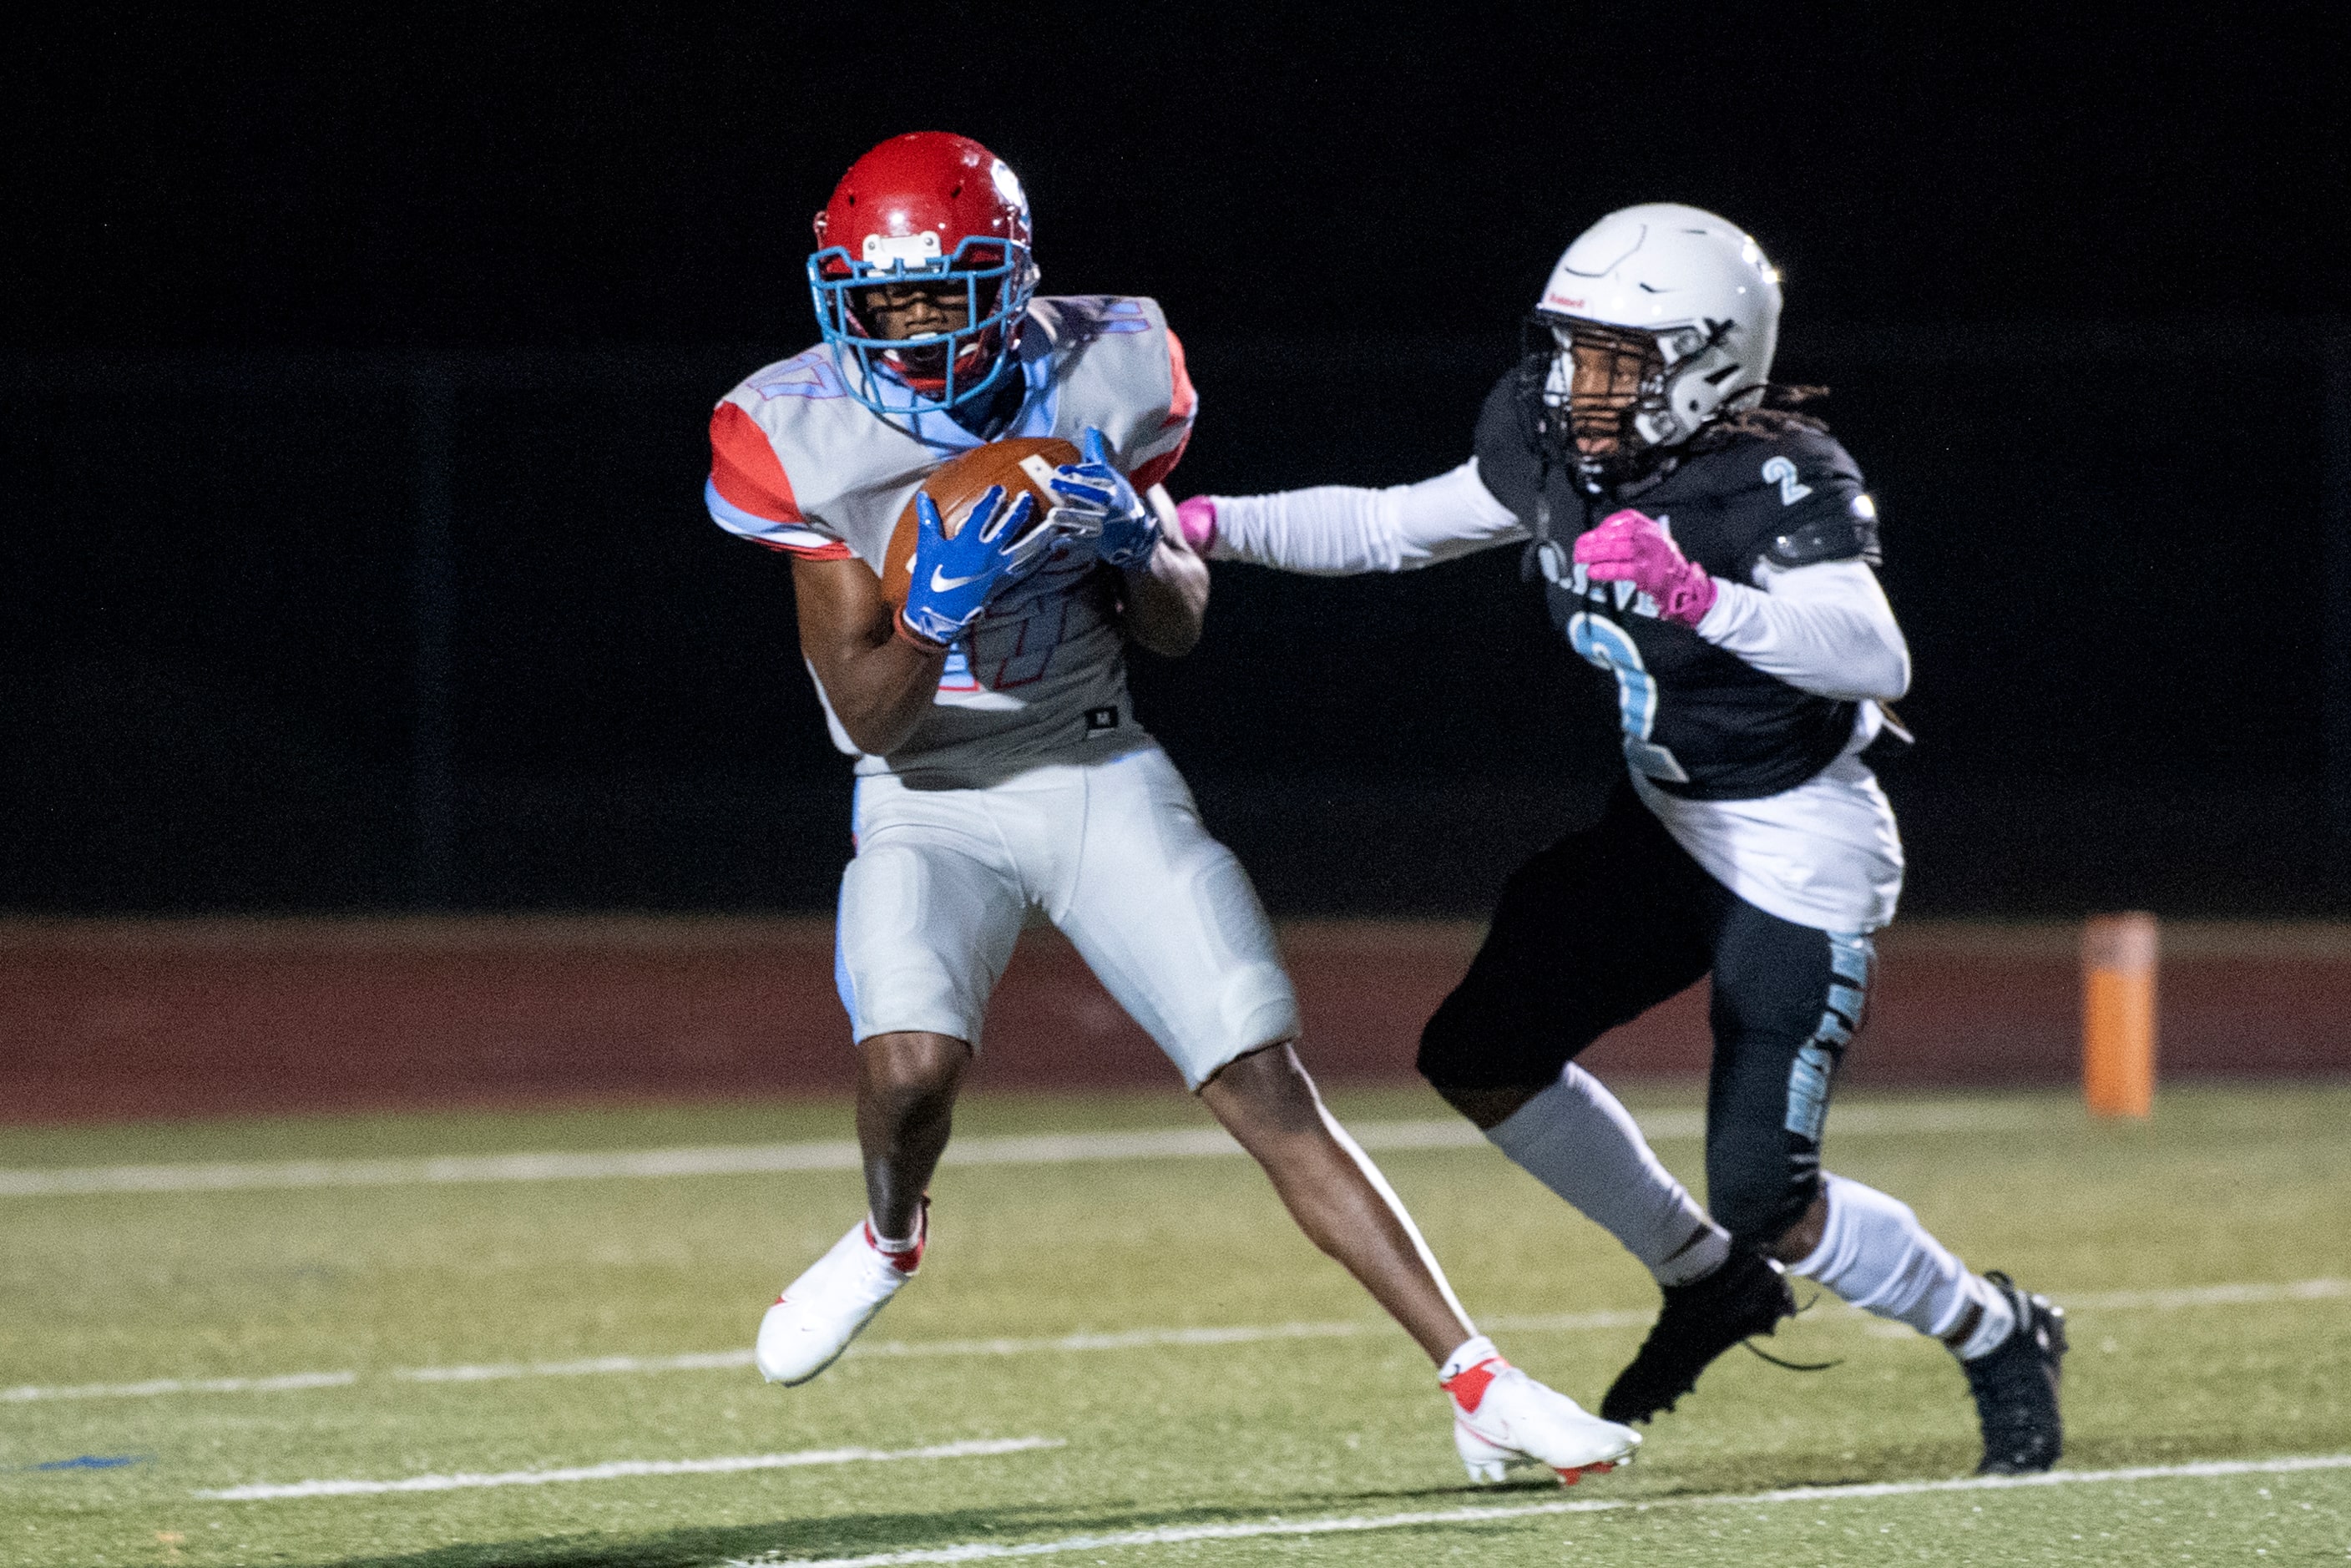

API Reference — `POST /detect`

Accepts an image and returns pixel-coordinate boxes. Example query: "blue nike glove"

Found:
[897,483,1042,647]
[1049,426,1160,569]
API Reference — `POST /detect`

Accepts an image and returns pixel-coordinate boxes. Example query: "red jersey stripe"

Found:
[1165,327,1197,425]
[1130,430,1191,492]
[709,401,804,524]
[753,536,856,560]
[1128,326,1196,490]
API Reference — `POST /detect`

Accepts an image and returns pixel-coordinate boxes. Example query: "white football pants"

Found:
[834,746,1301,1089]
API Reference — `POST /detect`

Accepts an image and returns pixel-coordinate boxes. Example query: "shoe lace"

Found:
[1738,1286,1842,1373]
[1738,1340,1842,1373]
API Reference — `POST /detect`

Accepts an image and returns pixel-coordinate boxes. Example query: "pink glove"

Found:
[1572,508,1718,628]
[1174,494,1217,553]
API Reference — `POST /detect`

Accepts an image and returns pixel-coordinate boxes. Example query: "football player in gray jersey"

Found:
[1182,205,2065,1476]
[707,133,1641,1485]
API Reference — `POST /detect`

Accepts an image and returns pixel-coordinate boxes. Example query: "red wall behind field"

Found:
[2,918,2347,1123]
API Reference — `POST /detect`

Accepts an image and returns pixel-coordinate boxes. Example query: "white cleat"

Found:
[1444,1353,1641,1485]
[754,1206,924,1387]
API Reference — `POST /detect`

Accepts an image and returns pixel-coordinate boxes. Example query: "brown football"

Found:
[879,436,1082,609]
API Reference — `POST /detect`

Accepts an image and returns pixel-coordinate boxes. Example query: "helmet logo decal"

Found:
[862,231,943,268]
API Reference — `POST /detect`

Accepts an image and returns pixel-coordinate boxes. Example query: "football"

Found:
[879,436,1081,607]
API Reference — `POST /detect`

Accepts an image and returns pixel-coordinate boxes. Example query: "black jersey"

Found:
[1472,374,1883,802]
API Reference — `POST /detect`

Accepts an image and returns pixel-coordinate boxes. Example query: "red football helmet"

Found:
[808,132,1038,414]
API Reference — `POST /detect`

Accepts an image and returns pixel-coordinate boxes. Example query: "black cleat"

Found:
[1601,1245,1797,1424]
[1962,1272,2068,1474]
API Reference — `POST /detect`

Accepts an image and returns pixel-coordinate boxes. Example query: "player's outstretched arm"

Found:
[1120,484,1208,657]
[791,554,948,757]
[1186,461,1527,576]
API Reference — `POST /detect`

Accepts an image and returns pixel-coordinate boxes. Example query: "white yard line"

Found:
[721,1453,2351,1567]
[193,1435,1062,1502]
[856,1310,1659,1361]
[1,1369,360,1402]
[397,1349,752,1384]
[2064,1277,2351,1310]
[0,1101,2048,1199]
[8,1276,2343,1408]
[1849,1276,2351,1337]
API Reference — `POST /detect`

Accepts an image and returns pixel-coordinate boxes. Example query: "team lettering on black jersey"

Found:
[1471,375,1883,802]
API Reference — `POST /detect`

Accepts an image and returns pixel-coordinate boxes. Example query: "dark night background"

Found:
[3,6,2348,918]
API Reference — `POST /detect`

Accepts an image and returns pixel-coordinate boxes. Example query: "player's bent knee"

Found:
[857,1031,973,1098]
[1415,1014,1521,1096]
[1198,1041,1326,1137]
[1414,1003,1481,1090]
[1415,981,1578,1096]
[1712,1168,1822,1252]
[1199,1038,1306,1095]
[1765,1186,1833,1263]
[1430,1081,1546,1132]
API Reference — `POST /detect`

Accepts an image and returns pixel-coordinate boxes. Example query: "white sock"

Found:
[1791,1173,2015,1358]
[867,1210,923,1252]
[1486,1065,1732,1287]
[1439,1333,1501,1382]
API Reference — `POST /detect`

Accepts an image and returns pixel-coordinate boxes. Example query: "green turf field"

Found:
[4,1083,2348,1566]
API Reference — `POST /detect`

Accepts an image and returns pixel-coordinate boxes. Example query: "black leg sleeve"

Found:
[1701,898,1874,1247]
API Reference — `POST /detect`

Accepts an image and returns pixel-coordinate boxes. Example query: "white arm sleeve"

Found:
[1206,459,1529,575]
[1693,557,1912,702]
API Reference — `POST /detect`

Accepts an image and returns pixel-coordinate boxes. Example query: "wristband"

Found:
[892,607,952,653]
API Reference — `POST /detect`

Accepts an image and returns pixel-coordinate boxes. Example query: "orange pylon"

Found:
[2082,913,2157,1118]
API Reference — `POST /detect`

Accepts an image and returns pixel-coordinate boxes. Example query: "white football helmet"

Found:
[1529,203,1783,476]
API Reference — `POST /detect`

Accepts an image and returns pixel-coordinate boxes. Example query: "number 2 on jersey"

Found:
[1567,612,1692,784]
[1761,455,1813,507]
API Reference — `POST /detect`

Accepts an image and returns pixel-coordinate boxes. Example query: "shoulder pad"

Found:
[1737,427,1863,493]
[1765,497,1882,568]
[1723,428,1877,568]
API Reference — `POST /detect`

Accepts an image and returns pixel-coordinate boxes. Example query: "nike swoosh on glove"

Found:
[897,484,1049,648]
[1049,426,1160,568]
[1572,508,1718,628]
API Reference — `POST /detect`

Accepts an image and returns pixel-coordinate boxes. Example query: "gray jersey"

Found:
[706,296,1196,787]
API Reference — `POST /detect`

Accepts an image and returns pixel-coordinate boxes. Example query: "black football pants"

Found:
[1418,783,1874,1247]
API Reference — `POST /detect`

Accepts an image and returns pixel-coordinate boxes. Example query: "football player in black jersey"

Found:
[1178,204,2066,1475]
